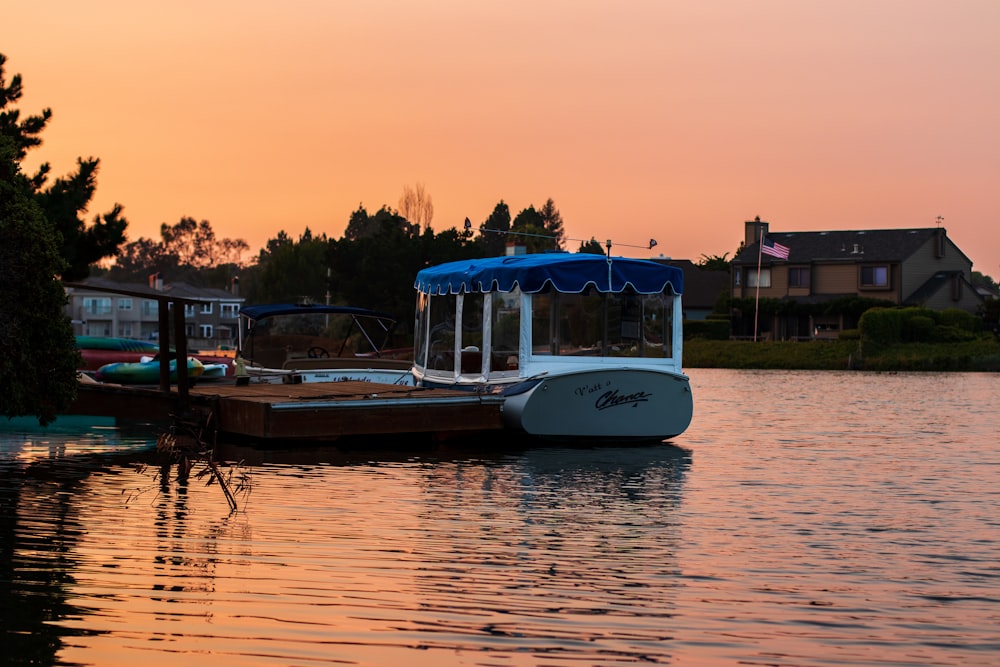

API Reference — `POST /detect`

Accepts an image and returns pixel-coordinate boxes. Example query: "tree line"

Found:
[0,53,592,421]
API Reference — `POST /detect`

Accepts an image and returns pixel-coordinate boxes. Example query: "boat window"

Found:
[459,293,485,374]
[606,293,673,358]
[490,288,520,372]
[530,291,556,355]
[530,290,673,359]
[414,291,429,367]
[426,293,457,372]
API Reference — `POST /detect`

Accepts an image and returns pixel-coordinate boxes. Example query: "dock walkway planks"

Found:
[188,380,505,441]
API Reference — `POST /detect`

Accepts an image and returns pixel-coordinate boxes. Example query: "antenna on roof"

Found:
[936,215,944,227]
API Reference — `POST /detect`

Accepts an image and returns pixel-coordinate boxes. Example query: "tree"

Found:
[477,200,512,256]
[159,216,248,268]
[110,217,249,285]
[972,271,998,293]
[398,183,434,232]
[0,135,80,424]
[578,237,605,254]
[698,253,731,272]
[254,228,329,304]
[539,198,565,249]
[344,204,379,241]
[1,54,127,281]
[511,205,557,253]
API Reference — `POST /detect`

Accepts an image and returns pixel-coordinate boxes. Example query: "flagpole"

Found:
[753,234,764,342]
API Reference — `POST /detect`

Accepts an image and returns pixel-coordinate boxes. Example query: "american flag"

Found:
[761,237,790,259]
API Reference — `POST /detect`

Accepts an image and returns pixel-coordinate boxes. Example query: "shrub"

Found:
[684,319,730,340]
[937,308,980,332]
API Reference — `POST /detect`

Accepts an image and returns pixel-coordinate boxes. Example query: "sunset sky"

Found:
[7,1,1000,276]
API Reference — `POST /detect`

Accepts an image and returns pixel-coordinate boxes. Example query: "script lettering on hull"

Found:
[594,388,652,410]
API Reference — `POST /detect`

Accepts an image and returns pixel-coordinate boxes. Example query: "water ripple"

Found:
[1,370,998,665]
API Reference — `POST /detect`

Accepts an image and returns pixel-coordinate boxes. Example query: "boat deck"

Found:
[70,380,506,442]
[190,381,504,441]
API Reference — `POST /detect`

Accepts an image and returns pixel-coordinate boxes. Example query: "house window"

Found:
[142,300,158,316]
[83,297,112,315]
[86,323,111,336]
[117,298,133,310]
[734,271,741,287]
[951,275,963,301]
[118,322,134,337]
[185,323,196,337]
[200,302,213,315]
[746,268,771,288]
[860,265,889,288]
[200,324,213,339]
[788,267,810,288]
[221,303,240,319]
[184,304,196,317]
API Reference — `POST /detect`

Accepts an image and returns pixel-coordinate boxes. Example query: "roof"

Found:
[652,259,727,309]
[165,281,243,301]
[69,277,243,302]
[239,303,398,322]
[733,228,961,265]
[414,253,684,296]
[904,270,980,306]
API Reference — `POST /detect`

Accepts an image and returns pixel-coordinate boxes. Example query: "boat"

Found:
[411,252,693,441]
[236,302,414,385]
[96,356,205,384]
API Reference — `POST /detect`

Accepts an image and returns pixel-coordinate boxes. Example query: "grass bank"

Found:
[684,338,1000,372]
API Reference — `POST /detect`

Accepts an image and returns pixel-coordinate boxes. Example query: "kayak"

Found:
[96,357,205,384]
[76,336,159,353]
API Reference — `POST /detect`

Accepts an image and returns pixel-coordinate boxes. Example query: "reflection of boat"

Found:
[412,253,693,441]
[96,357,205,384]
[237,303,414,385]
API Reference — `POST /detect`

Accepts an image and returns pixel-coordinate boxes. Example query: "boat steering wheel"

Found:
[307,346,330,359]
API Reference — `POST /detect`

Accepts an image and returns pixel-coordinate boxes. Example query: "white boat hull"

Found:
[246,366,416,386]
[501,368,692,441]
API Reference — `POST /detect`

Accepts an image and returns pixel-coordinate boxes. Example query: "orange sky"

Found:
[7,1,1000,276]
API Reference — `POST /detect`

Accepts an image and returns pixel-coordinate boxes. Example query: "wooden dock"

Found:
[69,380,505,443]
[61,284,506,444]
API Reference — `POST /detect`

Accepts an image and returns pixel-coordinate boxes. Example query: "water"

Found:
[2,369,998,666]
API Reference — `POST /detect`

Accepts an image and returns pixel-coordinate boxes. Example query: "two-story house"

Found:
[65,276,244,350]
[731,217,983,340]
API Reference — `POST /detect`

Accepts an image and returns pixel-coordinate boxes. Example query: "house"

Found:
[730,217,983,340]
[650,258,729,321]
[65,276,244,350]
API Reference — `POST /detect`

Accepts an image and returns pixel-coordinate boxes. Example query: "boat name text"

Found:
[595,389,652,410]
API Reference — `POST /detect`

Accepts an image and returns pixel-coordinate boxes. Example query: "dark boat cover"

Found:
[414,253,684,296]
[239,303,397,322]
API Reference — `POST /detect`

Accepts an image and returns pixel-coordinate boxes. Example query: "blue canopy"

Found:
[414,253,684,296]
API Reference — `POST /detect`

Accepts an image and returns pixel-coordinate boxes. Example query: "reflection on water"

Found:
[1,369,999,666]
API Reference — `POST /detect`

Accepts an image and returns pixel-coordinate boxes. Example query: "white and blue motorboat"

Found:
[412,253,693,441]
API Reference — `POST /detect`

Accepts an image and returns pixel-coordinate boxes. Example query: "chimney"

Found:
[231,276,240,297]
[148,273,162,291]
[745,216,769,247]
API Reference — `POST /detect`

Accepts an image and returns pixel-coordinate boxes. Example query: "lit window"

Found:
[747,268,771,288]
[861,266,889,288]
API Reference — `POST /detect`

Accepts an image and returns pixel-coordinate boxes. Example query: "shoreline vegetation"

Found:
[684,338,1000,372]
